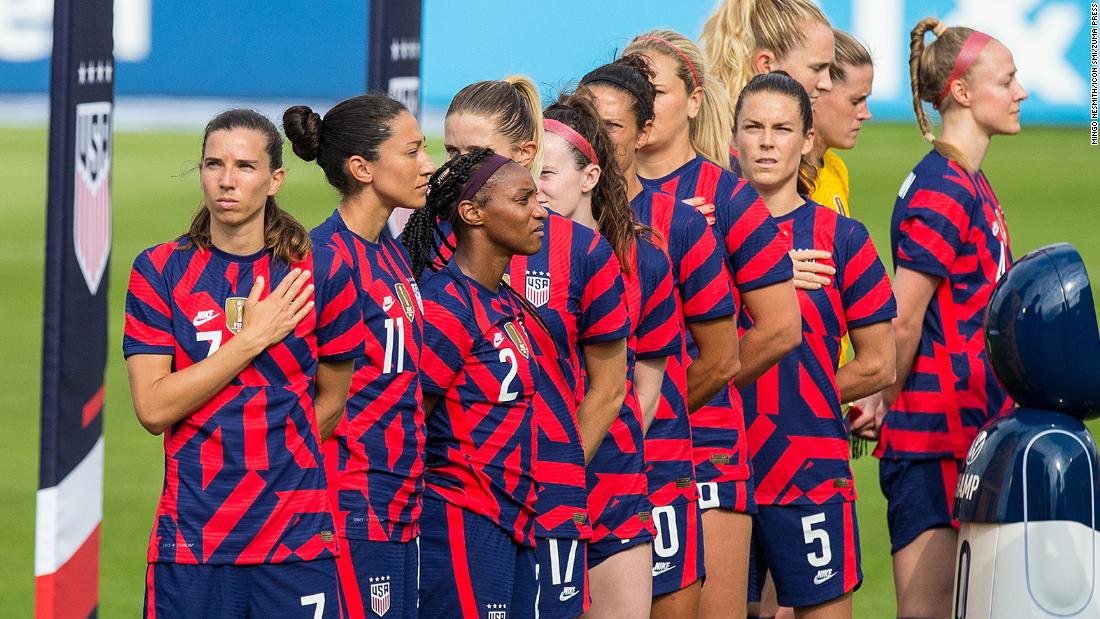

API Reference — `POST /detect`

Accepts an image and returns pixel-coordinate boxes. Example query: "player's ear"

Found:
[346,155,373,185]
[802,128,816,156]
[686,85,704,121]
[635,120,654,151]
[268,167,285,196]
[752,50,774,75]
[514,140,538,169]
[456,199,484,228]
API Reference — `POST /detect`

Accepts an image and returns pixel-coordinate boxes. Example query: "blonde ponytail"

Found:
[504,75,545,176]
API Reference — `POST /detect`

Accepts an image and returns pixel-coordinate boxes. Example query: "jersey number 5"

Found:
[801,513,833,568]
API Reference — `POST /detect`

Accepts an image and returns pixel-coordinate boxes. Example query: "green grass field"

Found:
[1,122,1097,617]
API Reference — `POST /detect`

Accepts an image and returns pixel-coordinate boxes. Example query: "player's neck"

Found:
[811,136,829,167]
[756,177,804,217]
[569,197,597,231]
[635,133,696,180]
[209,216,265,256]
[453,241,509,292]
[940,114,991,172]
[339,192,393,243]
[624,165,643,202]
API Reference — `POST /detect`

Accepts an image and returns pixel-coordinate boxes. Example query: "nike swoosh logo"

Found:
[382,296,395,311]
[192,313,219,327]
[559,590,579,602]
[814,571,837,585]
[652,565,676,577]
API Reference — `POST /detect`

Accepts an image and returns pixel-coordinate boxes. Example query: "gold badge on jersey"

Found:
[224,297,246,334]
[503,321,529,359]
[501,273,511,287]
[394,283,416,322]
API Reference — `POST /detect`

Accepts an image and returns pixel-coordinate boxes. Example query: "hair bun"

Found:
[282,105,322,161]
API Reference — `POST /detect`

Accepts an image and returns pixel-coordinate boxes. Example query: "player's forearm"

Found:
[685,316,740,411]
[314,359,355,440]
[577,381,626,464]
[130,334,267,434]
[578,339,628,463]
[884,316,922,405]
[635,356,667,434]
[838,352,896,404]
[733,322,801,388]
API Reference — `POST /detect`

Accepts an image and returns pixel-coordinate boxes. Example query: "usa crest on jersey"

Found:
[525,271,550,308]
[74,101,112,295]
[369,575,391,616]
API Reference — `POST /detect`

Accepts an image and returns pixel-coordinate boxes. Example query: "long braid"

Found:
[402,148,496,280]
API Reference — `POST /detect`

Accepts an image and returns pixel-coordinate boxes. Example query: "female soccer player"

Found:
[808,30,874,219]
[735,71,896,619]
[445,76,544,175]
[700,0,838,296]
[700,0,835,115]
[581,53,739,619]
[283,94,434,619]
[541,91,681,618]
[445,77,632,619]
[852,19,1026,618]
[124,109,364,618]
[623,31,802,618]
[402,149,547,617]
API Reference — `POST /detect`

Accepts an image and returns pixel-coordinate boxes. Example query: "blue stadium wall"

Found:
[0,0,1092,124]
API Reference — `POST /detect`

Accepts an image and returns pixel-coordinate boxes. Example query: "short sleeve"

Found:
[123,249,175,357]
[840,221,897,328]
[313,250,365,362]
[894,172,975,278]
[670,201,737,323]
[578,234,630,345]
[418,286,474,396]
[719,180,794,292]
[635,240,682,360]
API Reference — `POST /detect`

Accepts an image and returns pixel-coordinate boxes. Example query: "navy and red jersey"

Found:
[879,150,1014,460]
[742,201,896,506]
[123,239,365,565]
[505,212,630,540]
[417,260,540,547]
[587,235,681,544]
[310,210,425,543]
[630,187,736,507]
[641,155,794,487]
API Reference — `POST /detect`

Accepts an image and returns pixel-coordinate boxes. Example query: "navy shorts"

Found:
[418,496,537,618]
[748,502,862,608]
[335,537,418,618]
[533,537,588,618]
[651,500,705,597]
[697,478,758,514]
[879,458,962,553]
[144,559,338,618]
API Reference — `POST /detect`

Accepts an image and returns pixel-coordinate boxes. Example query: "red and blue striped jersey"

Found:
[630,187,735,507]
[588,235,681,544]
[505,212,630,539]
[418,261,540,547]
[743,202,896,505]
[641,155,794,487]
[123,240,364,564]
[879,150,1014,460]
[311,211,425,543]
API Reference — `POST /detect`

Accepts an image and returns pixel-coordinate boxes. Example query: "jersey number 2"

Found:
[498,348,519,402]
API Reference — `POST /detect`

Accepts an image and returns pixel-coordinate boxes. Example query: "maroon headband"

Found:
[544,119,600,166]
[458,153,513,204]
[637,36,700,89]
[935,31,993,109]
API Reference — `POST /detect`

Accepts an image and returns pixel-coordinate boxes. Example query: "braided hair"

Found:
[402,148,497,280]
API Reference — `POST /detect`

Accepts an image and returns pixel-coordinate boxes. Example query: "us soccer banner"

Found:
[372,0,423,238]
[36,1,113,617]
